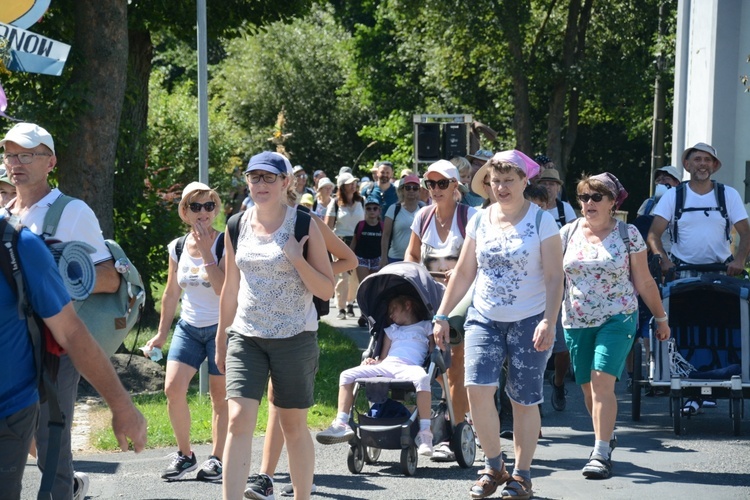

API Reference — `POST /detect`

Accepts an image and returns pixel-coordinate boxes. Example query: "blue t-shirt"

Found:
[366,184,398,214]
[0,227,70,419]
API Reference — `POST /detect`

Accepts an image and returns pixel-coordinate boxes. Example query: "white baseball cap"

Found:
[0,122,55,154]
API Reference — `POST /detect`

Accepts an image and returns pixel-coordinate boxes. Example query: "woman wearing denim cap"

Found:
[146,182,228,482]
[215,151,334,500]
[433,150,563,499]
[561,172,669,480]
[405,159,477,460]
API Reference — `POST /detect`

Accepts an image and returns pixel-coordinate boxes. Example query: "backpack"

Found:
[419,203,471,240]
[226,207,330,319]
[555,199,568,227]
[174,232,225,263]
[672,180,730,244]
[632,197,657,240]
[42,195,146,356]
[354,219,384,242]
[0,219,65,499]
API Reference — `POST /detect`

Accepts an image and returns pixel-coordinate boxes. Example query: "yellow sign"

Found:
[0,0,51,30]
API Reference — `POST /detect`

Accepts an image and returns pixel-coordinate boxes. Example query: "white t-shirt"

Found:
[14,188,111,263]
[410,204,477,273]
[469,203,559,322]
[167,234,223,327]
[384,203,420,260]
[546,200,577,228]
[653,183,748,264]
[325,199,365,238]
[383,321,432,365]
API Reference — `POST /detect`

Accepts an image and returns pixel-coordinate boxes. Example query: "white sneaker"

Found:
[315,421,355,444]
[73,471,90,500]
[415,429,433,456]
[430,442,455,462]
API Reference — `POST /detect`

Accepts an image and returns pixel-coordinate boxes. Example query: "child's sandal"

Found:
[501,475,533,500]
[470,466,511,499]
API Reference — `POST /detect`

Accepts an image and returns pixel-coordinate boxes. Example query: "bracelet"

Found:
[654,315,668,323]
[433,314,450,323]
[204,260,217,267]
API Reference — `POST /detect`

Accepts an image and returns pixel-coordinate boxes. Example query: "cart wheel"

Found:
[399,444,418,476]
[731,398,742,437]
[631,343,642,421]
[451,422,476,468]
[671,395,682,435]
[347,442,365,474]
[364,446,381,464]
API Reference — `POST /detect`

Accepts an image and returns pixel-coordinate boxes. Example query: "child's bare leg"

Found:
[416,391,432,420]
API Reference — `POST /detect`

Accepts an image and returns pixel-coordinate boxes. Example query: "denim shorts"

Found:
[357,257,381,270]
[564,312,637,385]
[464,307,552,406]
[167,319,222,375]
[225,330,320,409]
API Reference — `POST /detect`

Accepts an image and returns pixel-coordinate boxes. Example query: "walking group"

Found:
[2,119,747,500]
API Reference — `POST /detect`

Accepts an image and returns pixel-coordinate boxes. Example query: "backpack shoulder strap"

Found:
[215,232,225,261]
[419,205,438,239]
[562,218,582,256]
[535,207,544,236]
[714,181,730,240]
[386,203,402,250]
[457,203,470,239]
[354,220,366,241]
[227,212,243,252]
[174,234,188,263]
[42,194,76,239]
[644,197,656,215]
[556,199,566,225]
[295,206,312,259]
[618,220,631,255]
[672,182,686,243]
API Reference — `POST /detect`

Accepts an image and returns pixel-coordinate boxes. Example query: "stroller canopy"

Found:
[356,261,445,325]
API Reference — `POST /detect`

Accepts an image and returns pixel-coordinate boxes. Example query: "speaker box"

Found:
[416,123,441,162]
[443,123,467,159]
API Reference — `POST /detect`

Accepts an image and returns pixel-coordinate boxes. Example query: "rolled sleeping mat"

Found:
[47,240,96,301]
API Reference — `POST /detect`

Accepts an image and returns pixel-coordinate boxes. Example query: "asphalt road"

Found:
[21,310,750,499]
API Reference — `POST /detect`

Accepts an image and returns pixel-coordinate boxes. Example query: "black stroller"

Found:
[344,261,476,476]
[631,264,750,435]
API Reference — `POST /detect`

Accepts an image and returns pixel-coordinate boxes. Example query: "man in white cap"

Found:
[1,122,121,499]
[648,143,750,277]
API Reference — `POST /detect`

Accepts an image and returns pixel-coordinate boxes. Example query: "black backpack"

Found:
[672,180,730,244]
[226,207,329,319]
[0,219,64,499]
[174,232,225,263]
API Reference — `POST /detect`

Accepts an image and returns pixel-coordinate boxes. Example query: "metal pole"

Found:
[650,1,668,196]
[197,0,209,397]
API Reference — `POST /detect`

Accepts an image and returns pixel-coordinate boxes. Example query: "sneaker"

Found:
[582,452,612,479]
[682,399,701,416]
[702,398,717,408]
[196,455,223,481]
[245,473,274,500]
[358,315,367,327]
[73,471,90,500]
[550,373,567,411]
[346,303,355,317]
[415,429,434,456]
[336,308,346,320]
[161,451,198,480]
[430,442,455,462]
[280,483,317,497]
[316,421,355,444]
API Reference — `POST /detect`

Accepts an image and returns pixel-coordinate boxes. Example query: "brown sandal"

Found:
[470,466,511,499]
[501,475,533,500]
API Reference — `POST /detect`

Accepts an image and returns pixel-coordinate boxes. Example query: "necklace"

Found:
[435,206,455,228]
[494,202,527,230]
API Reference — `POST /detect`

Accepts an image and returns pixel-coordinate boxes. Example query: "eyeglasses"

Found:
[366,206,380,211]
[403,185,419,192]
[188,201,216,213]
[424,179,454,190]
[295,173,307,179]
[3,152,53,165]
[247,173,280,184]
[577,192,605,203]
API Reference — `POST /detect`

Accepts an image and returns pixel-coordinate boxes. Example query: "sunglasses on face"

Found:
[189,201,216,213]
[425,179,454,190]
[403,185,419,192]
[577,192,605,203]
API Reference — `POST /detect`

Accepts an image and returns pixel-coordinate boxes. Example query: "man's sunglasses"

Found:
[189,201,217,213]
[403,185,420,192]
[424,179,454,190]
[577,193,605,203]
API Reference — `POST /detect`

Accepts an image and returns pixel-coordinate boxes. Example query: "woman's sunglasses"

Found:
[188,201,216,213]
[402,185,420,192]
[424,179,454,190]
[577,193,605,203]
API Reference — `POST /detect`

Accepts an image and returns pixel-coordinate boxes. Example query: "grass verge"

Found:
[91,321,362,451]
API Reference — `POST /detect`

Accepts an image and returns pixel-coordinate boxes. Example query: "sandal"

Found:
[470,466,511,499]
[500,475,533,500]
[582,453,612,479]
[682,399,700,416]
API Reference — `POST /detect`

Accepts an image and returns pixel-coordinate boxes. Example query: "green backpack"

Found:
[42,195,146,356]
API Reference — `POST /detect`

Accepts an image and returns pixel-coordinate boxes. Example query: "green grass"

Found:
[92,321,362,451]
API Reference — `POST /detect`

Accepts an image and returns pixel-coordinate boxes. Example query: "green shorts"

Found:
[563,312,637,385]
[225,329,319,409]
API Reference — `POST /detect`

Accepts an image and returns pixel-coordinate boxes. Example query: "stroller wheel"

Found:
[347,442,365,474]
[400,444,418,476]
[364,446,381,464]
[451,421,477,468]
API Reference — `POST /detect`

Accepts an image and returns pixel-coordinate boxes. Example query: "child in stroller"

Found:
[316,294,435,456]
